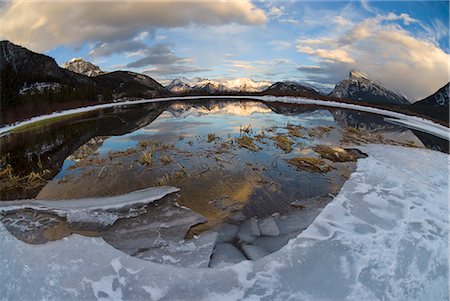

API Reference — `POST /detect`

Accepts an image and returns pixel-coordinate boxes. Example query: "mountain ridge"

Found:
[329,71,410,105]
[62,57,106,77]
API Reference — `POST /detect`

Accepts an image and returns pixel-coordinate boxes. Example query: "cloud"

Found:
[268,6,284,18]
[296,13,449,101]
[142,65,210,77]
[0,0,266,51]
[267,40,292,51]
[126,44,182,68]
[89,40,148,58]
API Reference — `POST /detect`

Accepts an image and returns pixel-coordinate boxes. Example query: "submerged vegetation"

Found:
[272,134,294,153]
[286,157,334,173]
[312,145,359,162]
[236,135,259,151]
[140,151,153,166]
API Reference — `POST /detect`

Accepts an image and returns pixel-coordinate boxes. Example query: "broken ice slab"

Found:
[209,243,248,268]
[0,186,180,227]
[236,217,260,244]
[139,231,218,268]
[258,216,279,236]
[214,223,239,243]
[241,244,269,260]
[102,197,217,268]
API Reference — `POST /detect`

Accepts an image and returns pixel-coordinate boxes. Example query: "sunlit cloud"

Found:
[0,0,266,51]
[296,13,449,100]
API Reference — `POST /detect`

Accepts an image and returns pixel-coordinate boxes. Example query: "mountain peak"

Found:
[62,57,106,77]
[349,70,370,80]
[330,72,409,105]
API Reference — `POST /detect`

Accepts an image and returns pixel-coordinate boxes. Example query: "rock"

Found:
[241,244,269,260]
[258,217,279,236]
[236,217,260,244]
[209,243,247,268]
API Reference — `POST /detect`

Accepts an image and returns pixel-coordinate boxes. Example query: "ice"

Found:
[0,186,179,227]
[102,199,206,255]
[0,145,448,300]
[236,217,260,244]
[209,243,248,268]
[241,244,269,261]
[214,223,239,243]
[258,217,279,237]
[2,96,448,142]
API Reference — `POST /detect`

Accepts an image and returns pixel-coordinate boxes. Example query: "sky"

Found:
[0,0,448,101]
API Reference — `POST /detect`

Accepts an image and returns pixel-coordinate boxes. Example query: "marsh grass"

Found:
[236,135,259,151]
[272,134,294,153]
[207,133,218,143]
[313,145,358,162]
[160,155,172,165]
[140,151,153,166]
[286,157,334,173]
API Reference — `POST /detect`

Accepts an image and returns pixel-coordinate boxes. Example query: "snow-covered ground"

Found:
[1,96,448,141]
[0,145,448,300]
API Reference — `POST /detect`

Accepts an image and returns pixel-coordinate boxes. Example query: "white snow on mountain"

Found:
[330,71,410,105]
[166,77,272,93]
[62,57,106,77]
[0,145,447,299]
[19,82,61,95]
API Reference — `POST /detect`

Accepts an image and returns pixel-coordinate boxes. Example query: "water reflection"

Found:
[0,99,447,266]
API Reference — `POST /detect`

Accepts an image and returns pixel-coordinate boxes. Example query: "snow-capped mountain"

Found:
[167,101,272,118]
[62,57,106,77]
[261,81,320,96]
[414,82,449,107]
[166,77,272,93]
[329,71,410,105]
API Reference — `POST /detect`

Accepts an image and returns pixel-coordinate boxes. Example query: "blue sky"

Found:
[0,0,448,100]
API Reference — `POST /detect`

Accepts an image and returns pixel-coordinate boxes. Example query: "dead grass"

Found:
[286,157,334,173]
[0,165,19,182]
[207,133,219,143]
[240,124,253,134]
[307,126,334,138]
[160,155,172,165]
[272,134,294,153]
[236,135,259,151]
[108,148,137,159]
[140,151,153,166]
[313,145,358,162]
[286,123,305,138]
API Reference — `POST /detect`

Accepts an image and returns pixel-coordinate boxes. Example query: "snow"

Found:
[1,96,447,141]
[0,144,447,300]
[166,77,272,93]
[0,186,179,227]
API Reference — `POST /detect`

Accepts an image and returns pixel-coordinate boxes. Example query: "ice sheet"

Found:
[0,145,448,300]
[0,186,179,226]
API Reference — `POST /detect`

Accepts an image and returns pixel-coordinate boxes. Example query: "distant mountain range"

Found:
[166,77,272,93]
[0,40,448,125]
